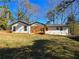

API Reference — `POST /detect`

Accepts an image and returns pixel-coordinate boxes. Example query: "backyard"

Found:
[0,0,79,59]
[0,31,79,59]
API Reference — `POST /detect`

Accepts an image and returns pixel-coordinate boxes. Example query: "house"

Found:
[11,21,69,35]
[45,24,69,35]
[11,20,30,33]
[11,21,46,34]
[30,22,46,34]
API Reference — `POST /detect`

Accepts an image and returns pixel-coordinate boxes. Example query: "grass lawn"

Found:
[0,31,79,59]
[0,32,66,48]
[0,31,78,48]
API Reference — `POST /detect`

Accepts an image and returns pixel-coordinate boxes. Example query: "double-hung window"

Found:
[24,26,27,31]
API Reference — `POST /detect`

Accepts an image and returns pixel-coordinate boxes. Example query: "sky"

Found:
[0,0,63,24]
[28,0,63,23]
[0,0,79,24]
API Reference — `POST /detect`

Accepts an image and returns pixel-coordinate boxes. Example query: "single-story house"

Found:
[11,20,30,33]
[45,24,69,35]
[11,21,46,34]
[11,21,69,35]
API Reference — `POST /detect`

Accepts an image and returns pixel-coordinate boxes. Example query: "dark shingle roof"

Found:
[46,24,68,27]
[30,22,46,26]
[11,20,29,26]
[11,20,68,27]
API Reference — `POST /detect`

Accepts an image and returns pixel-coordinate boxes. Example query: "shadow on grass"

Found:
[0,39,79,59]
[68,36,79,41]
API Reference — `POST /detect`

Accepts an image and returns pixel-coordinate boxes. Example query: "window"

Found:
[60,27,63,31]
[46,27,48,31]
[56,26,63,30]
[24,26,27,31]
[13,26,16,31]
[56,27,59,30]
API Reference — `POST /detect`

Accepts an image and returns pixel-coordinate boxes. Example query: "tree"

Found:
[16,0,39,23]
[46,11,55,24]
[0,7,12,30]
[0,17,9,30]
[17,10,29,23]
[55,0,75,13]
[18,11,24,20]
[67,14,76,24]
[67,14,79,35]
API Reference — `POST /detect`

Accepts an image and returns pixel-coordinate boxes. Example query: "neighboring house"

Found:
[30,22,46,34]
[11,21,30,33]
[45,24,69,35]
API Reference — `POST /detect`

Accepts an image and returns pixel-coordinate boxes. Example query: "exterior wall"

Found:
[45,26,69,35]
[12,22,31,34]
[30,23,45,34]
[31,26,45,34]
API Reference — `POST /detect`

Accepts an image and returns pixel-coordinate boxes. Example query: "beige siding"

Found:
[45,26,69,35]
[12,22,31,34]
